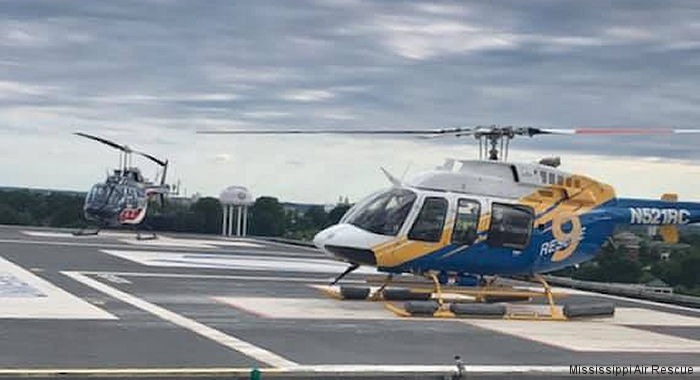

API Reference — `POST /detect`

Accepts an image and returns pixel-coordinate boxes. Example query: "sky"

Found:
[2,0,700,203]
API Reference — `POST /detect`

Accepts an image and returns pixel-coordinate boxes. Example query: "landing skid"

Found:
[133,225,157,241]
[72,225,158,240]
[73,227,102,236]
[135,231,158,240]
[317,274,612,321]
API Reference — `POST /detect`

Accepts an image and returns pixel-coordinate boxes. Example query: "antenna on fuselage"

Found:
[380,167,402,187]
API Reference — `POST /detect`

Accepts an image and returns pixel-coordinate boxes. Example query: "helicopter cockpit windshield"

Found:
[343,188,416,236]
[107,186,125,207]
[86,184,110,205]
[85,183,127,210]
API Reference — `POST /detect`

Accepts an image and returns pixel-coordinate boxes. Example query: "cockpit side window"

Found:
[487,203,534,250]
[345,188,416,236]
[87,184,108,203]
[408,197,448,243]
[452,199,480,246]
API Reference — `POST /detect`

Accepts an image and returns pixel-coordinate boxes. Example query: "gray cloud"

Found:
[1,0,700,200]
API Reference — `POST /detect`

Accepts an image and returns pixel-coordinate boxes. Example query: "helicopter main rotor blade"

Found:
[74,132,129,152]
[133,150,168,167]
[198,125,700,139]
[534,128,700,135]
[197,127,472,136]
[76,132,167,170]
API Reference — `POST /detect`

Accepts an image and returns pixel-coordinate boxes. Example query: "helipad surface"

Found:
[1,225,699,378]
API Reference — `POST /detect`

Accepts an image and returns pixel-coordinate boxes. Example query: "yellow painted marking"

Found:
[315,286,345,300]
[550,212,583,262]
[520,174,616,262]
[384,302,413,317]
[373,224,454,268]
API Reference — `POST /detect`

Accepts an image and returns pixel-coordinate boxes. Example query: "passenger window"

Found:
[452,199,480,246]
[409,197,448,242]
[487,203,534,250]
[548,173,555,184]
[539,171,547,183]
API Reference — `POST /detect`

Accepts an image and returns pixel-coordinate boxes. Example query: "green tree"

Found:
[0,203,20,224]
[653,250,700,290]
[567,244,643,283]
[249,197,285,236]
[327,204,351,225]
[190,197,222,234]
[303,205,328,229]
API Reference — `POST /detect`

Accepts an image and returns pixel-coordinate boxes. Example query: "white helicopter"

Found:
[199,126,700,319]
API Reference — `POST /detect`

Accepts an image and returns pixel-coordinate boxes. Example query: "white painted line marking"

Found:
[0,238,215,250]
[20,230,86,238]
[96,273,132,285]
[21,230,134,238]
[466,320,700,353]
[20,230,265,249]
[0,239,321,260]
[120,236,263,249]
[291,364,572,373]
[100,249,378,274]
[62,271,298,368]
[81,271,359,283]
[0,257,116,320]
[253,239,321,253]
[604,307,700,326]
[216,297,396,319]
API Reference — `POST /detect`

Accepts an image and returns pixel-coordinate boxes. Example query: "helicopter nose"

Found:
[313,224,390,266]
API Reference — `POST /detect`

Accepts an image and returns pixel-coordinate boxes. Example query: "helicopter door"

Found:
[451,199,481,247]
[487,203,534,250]
[408,197,448,242]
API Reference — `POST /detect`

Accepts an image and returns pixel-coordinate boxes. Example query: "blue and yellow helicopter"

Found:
[199,126,700,319]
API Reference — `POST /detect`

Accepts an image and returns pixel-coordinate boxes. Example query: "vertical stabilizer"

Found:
[659,193,679,243]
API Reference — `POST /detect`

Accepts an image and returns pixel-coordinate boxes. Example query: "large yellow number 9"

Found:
[551,212,582,262]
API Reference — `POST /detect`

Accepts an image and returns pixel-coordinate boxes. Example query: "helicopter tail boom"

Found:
[610,197,700,230]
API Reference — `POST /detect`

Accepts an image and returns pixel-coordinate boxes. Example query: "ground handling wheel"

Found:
[404,301,440,316]
[339,286,371,300]
[563,302,615,318]
[450,303,507,317]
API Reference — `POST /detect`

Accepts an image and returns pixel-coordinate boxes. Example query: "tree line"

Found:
[0,189,350,239]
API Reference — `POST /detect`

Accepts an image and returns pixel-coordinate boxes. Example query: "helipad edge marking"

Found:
[62,271,298,368]
[0,257,116,319]
[0,364,586,375]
